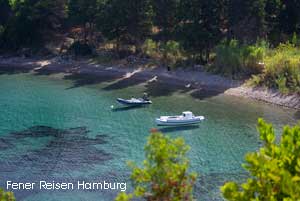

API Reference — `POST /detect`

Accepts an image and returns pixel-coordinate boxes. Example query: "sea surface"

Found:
[0,72,297,201]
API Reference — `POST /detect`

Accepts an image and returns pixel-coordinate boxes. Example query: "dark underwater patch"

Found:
[0,126,112,173]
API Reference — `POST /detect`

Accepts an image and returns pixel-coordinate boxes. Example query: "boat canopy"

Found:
[182,111,193,118]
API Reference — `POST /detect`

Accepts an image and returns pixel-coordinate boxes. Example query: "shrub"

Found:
[221,118,300,200]
[261,43,300,93]
[115,131,197,201]
[0,188,15,201]
[291,32,300,47]
[161,40,183,68]
[213,40,266,78]
[142,39,159,58]
[141,39,184,69]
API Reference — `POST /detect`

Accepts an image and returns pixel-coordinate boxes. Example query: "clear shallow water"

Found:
[0,73,297,201]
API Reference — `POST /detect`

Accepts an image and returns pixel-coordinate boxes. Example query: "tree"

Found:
[98,0,153,54]
[178,0,226,63]
[1,0,67,49]
[68,0,103,43]
[115,130,197,201]
[221,118,300,200]
[278,0,300,36]
[152,0,179,41]
[0,0,11,26]
[264,0,282,43]
[0,188,15,201]
[0,0,11,43]
[227,0,267,43]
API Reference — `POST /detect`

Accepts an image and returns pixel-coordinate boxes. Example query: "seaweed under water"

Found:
[0,126,112,175]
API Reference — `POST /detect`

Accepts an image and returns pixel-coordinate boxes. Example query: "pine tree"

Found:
[68,0,101,43]
[0,0,11,26]
[98,0,153,53]
[265,0,282,44]
[152,0,179,41]
[279,0,300,35]
[178,0,225,63]
[1,0,67,49]
[227,0,267,42]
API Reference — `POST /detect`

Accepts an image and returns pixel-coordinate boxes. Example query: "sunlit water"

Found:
[0,72,297,201]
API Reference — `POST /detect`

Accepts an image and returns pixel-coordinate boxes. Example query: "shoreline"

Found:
[0,56,299,110]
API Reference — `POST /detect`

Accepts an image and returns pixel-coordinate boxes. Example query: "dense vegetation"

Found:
[222,119,300,200]
[0,188,15,201]
[254,43,300,93]
[214,40,300,93]
[116,129,197,201]
[0,0,300,92]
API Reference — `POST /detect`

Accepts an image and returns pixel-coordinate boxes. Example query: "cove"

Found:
[0,73,297,201]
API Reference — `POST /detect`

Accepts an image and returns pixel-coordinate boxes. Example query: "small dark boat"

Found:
[116,98,152,106]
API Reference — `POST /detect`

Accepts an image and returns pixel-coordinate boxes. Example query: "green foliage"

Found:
[253,43,300,93]
[115,131,197,201]
[291,33,298,46]
[0,188,16,201]
[98,0,153,50]
[265,0,282,43]
[213,40,266,78]
[221,118,300,201]
[0,0,299,96]
[161,40,182,68]
[227,0,268,42]
[152,0,179,40]
[279,0,300,35]
[177,0,224,64]
[1,0,66,49]
[68,0,99,26]
[67,0,106,44]
[142,39,159,58]
[0,0,11,46]
[142,39,184,68]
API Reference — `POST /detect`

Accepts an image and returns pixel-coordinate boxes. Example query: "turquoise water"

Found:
[0,73,297,201]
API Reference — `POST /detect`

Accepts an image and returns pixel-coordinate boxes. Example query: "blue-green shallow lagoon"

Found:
[0,73,297,201]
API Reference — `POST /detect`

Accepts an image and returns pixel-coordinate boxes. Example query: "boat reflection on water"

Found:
[111,105,146,112]
[159,125,200,133]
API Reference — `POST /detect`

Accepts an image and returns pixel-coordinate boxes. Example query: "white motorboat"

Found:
[156,111,205,126]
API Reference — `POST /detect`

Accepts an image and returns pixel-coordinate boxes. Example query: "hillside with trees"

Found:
[0,0,300,93]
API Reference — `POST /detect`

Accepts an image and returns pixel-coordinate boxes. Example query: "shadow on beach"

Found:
[144,79,194,97]
[64,72,124,89]
[103,73,148,91]
[0,58,238,101]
